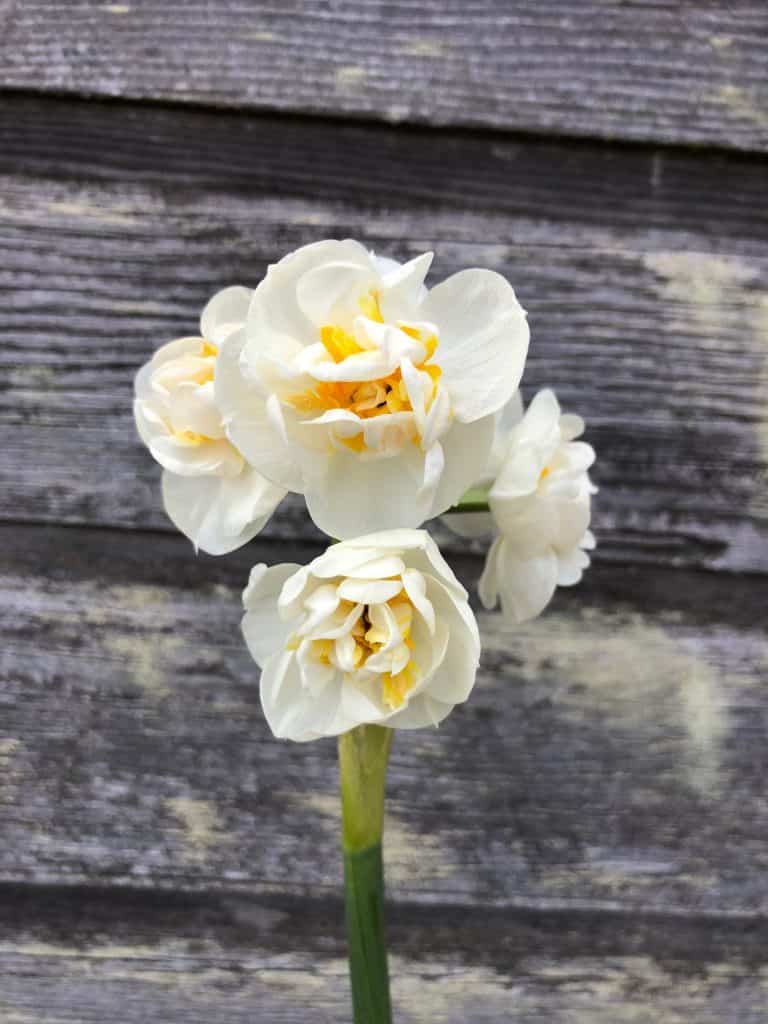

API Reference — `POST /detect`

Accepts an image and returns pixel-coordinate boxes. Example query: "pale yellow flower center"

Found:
[285,291,441,453]
[290,592,419,711]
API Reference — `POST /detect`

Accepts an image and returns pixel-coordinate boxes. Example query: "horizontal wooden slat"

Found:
[1,3,768,152]
[0,883,765,1024]
[0,98,766,573]
[2,524,767,916]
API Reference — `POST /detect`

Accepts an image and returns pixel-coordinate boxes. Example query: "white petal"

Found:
[304,445,429,538]
[422,268,529,422]
[200,285,252,346]
[337,577,403,604]
[558,440,596,475]
[338,676,391,727]
[296,638,338,693]
[483,389,525,482]
[495,541,559,623]
[490,444,543,499]
[310,545,391,579]
[295,583,342,634]
[150,434,243,478]
[250,239,373,350]
[169,380,225,440]
[394,531,469,601]
[556,546,591,586]
[402,568,435,634]
[442,511,495,539]
[343,555,407,579]
[384,694,454,730]
[242,562,302,665]
[379,251,433,321]
[306,601,364,641]
[333,632,361,674]
[260,650,342,742]
[429,414,496,516]
[419,441,445,508]
[517,389,561,442]
[215,328,303,491]
[555,494,592,551]
[560,413,585,442]
[161,466,284,555]
[477,535,502,610]
[296,260,376,327]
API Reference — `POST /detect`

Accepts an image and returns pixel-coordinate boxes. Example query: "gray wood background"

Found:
[1,3,767,1021]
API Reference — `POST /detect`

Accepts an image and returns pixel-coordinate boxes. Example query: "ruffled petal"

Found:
[429,414,496,516]
[248,239,373,354]
[494,541,559,623]
[242,562,302,665]
[215,328,304,491]
[161,466,284,555]
[260,650,343,742]
[304,445,429,538]
[200,285,252,346]
[422,268,529,422]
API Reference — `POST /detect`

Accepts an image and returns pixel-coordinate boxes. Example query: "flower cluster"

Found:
[134,240,596,740]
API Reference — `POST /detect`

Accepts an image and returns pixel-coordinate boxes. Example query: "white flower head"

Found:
[242,530,481,742]
[216,240,529,539]
[133,286,286,554]
[479,389,597,623]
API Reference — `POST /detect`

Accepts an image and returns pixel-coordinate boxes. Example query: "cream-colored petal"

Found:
[429,413,496,517]
[337,577,403,604]
[242,562,302,665]
[215,328,304,491]
[161,465,284,555]
[422,268,529,422]
[200,285,252,346]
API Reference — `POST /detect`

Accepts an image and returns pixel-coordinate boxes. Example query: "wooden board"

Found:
[1,97,766,575]
[1,3,768,152]
[1,22,767,1018]
[1,883,766,1024]
[2,524,767,919]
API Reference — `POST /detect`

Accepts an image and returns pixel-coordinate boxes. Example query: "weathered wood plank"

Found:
[1,3,768,152]
[2,524,767,915]
[0,98,766,572]
[0,883,766,1023]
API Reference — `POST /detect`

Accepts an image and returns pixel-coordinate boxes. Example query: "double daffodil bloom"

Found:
[241,530,481,742]
[479,389,597,623]
[216,240,529,539]
[133,287,286,554]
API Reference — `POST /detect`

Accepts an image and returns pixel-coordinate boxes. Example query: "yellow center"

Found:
[285,291,441,452]
[295,593,419,710]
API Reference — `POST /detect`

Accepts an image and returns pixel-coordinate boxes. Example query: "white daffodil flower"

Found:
[242,530,481,742]
[478,389,597,623]
[133,286,286,554]
[216,239,529,539]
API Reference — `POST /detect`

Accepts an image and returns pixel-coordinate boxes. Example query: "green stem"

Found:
[339,724,393,1024]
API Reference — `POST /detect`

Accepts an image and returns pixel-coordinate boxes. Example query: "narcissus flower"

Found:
[133,287,286,554]
[479,389,596,623]
[216,240,529,539]
[242,530,481,742]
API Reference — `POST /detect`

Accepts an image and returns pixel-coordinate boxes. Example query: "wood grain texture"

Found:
[0,98,766,574]
[0,884,766,1024]
[2,524,767,917]
[1,3,768,152]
